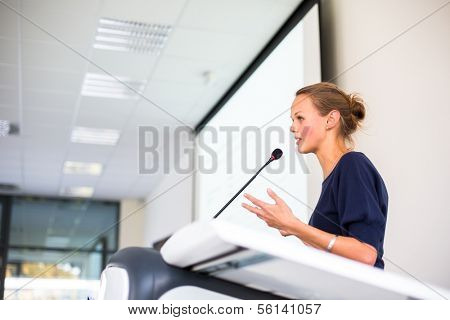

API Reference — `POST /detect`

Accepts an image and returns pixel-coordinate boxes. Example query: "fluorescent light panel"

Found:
[81,72,146,99]
[0,120,10,136]
[94,17,172,54]
[63,161,103,176]
[71,126,120,146]
[60,186,94,198]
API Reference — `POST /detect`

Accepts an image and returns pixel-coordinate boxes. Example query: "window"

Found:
[1,196,119,300]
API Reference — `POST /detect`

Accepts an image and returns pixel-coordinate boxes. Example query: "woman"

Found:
[241,82,388,269]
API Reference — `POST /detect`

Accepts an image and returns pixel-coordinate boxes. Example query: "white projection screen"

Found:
[194,3,321,241]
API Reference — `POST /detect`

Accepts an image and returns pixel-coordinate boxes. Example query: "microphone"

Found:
[270,148,283,161]
[212,149,283,219]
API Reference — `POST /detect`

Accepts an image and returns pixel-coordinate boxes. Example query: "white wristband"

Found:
[327,235,338,252]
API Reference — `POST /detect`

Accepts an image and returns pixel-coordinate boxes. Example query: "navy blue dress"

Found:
[308,151,388,269]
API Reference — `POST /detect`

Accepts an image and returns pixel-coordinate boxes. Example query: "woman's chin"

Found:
[298,143,311,154]
[297,144,306,154]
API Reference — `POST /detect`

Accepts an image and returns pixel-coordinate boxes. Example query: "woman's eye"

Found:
[297,116,303,121]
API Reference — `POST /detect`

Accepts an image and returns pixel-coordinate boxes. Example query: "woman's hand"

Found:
[241,188,299,236]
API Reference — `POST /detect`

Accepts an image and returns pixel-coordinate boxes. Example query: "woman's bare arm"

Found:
[288,218,377,266]
[302,240,321,249]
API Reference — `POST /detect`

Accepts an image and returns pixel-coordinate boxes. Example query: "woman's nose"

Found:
[290,124,296,133]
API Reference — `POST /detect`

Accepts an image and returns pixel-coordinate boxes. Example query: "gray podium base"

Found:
[103,247,288,300]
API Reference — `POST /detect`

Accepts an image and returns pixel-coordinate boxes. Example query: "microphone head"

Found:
[270,148,283,161]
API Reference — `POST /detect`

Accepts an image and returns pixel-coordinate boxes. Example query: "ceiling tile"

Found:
[164,27,265,63]
[22,41,89,72]
[22,89,78,110]
[22,123,71,142]
[23,151,66,167]
[182,78,232,119]
[0,1,18,39]
[66,143,113,163]
[0,135,22,149]
[24,172,60,185]
[105,156,140,175]
[0,172,21,185]
[60,174,99,187]
[22,67,84,92]
[75,104,130,130]
[22,152,65,167]
[0,87,18,106]
[95,174,137,199]
[0,64,18,87]
[91,190,126,201]
[23,160,64,175]
[20,10,98,47]
[22,161,64,179]
[22,107,73,129]
[140,79,205,115]
[127,101,183,129]
[23,140,67,157]
[0,38,18,64]
[0,104,19,122]
[115,127,139,148]
[23,179,58,193]
[78,96,135,116]
[100,0,187,24]
[0,152,21,165]
[89,50,158,80]
[21,0,102,17]
[152,55,225,85]
[178,0,299,36]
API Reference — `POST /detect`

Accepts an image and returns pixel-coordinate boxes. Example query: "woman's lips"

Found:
[296,138,302,144]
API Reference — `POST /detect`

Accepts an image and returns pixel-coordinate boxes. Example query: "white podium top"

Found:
[161,219,450,300]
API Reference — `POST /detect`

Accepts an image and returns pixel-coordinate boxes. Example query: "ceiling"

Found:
[0,0,303,200]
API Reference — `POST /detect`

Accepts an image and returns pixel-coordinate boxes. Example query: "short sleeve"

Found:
[335,155,386,252]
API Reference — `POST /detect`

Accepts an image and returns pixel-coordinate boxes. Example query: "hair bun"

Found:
[349,93,366,121]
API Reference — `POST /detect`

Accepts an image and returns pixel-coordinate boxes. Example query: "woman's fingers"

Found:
[241,203,267,222]
[266,188,282,204]
[241,202,262,215]
[243,193,269,209]
[267,188,289,208]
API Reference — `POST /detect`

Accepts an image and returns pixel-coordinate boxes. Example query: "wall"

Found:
[319,0,450,288]
[118,199,148,249]
[119,173,194,249]
[140,128,195,247]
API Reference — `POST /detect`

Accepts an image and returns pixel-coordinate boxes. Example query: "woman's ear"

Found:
[326,110,340,129]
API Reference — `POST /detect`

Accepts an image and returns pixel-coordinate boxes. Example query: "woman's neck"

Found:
[315,137,351,181]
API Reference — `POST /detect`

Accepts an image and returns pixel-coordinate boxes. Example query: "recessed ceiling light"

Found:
[63,161,103,176]
[94,17,172,55]
[60,186,94,198]
[71,126,120,146]
[81,72,146,99]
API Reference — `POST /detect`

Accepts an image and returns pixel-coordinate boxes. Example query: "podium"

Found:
[99,219,449,300]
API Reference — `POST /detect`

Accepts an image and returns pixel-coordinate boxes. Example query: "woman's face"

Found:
[290,94,328,154]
